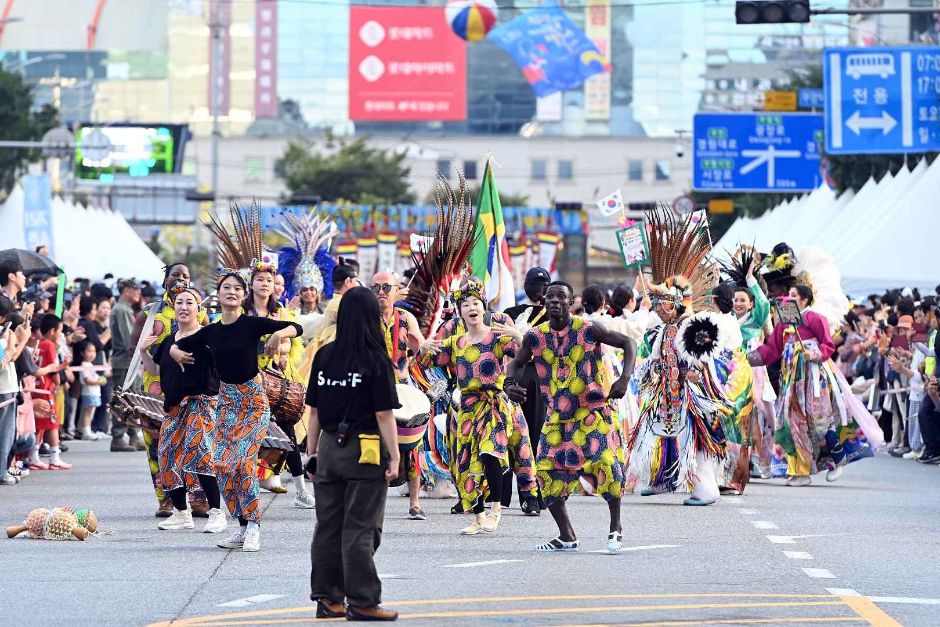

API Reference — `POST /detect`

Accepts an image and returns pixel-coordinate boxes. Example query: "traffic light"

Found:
[735,1,811,24]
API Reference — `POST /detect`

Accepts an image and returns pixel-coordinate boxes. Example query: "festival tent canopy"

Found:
[838,158,940,296]
[0,184,164,282]
[714,158,939,296]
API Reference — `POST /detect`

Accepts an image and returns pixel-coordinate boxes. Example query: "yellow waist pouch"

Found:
[358,434,381,465]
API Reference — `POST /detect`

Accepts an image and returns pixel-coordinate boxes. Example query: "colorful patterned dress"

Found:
[434,312,537,496]
[526,318,627,506]
[141,297,209,503]
[756,310,883,477]
[429,331,530,511]
[629,312,734,494]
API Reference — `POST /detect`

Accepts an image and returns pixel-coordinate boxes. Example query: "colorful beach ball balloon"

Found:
[445,0,498,42]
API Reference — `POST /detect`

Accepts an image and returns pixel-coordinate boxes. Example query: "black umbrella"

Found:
[0,249,62,276]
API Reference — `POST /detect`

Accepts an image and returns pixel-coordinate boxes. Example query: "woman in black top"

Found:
[305,287,401,622]
[141,282,226,534]
[171,272,301,553]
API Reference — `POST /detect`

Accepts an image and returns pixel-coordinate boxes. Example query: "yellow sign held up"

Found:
[764,91,798,111]
[708,199,734,215]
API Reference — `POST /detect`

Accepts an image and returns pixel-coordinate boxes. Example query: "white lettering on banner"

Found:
[388,61,456,76]
[389,26,434,41]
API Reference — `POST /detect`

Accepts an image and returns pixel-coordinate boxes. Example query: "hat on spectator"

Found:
[524,267,551,284]
[897,315,914,329]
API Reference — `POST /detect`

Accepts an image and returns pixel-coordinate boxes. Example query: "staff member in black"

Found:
[305,286,401,622]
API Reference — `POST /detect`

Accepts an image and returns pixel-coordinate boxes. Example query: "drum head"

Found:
[393,384,431,423]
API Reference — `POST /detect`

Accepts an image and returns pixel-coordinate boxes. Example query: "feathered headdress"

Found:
[718,243,758,290]
[271,211,338,301]
[400,174,479,337]
[792,246,850,332]
[167,280,202,304]
[761,242,797,290]
[206,201,266,284]
[645,203,717,312]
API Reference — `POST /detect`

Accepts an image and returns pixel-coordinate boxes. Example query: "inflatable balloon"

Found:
[445,0,498,42]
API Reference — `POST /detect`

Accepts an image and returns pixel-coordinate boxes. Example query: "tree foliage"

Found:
[0,67,59,198]
[276,135,415,204]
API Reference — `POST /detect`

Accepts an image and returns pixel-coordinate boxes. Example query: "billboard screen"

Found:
[349,6,467,121]
[74,124,189,181]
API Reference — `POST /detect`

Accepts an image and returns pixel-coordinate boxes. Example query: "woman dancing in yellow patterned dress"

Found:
[421,278,530,535]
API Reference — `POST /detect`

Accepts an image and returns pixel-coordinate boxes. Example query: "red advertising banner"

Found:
[208,0,232,116]
[349,7,467,121]
[255,0,278,118]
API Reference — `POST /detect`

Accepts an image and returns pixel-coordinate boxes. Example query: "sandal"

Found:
[535,537,580,552]
[606,530,623,553]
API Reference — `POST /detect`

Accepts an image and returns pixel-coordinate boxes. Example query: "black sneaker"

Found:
[917,453,940,465]
[450,502,464,514]
[38,443,51,456]
[890,446,911,457]
[521,497,541,516]
[408,506,426,520]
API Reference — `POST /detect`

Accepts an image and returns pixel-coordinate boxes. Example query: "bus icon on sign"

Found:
[846,53,895,79]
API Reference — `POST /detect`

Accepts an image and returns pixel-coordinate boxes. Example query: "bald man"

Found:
[371,271,430,520]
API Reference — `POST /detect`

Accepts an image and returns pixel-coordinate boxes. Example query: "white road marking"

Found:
[378,573,407,579]
[783,551,813,560]
[752,521,779,530]
[587,544,681,554]
[724,497,743,504]
[443,559,522,568]
[767,534,822,544]
[217,594,285,608]
[827,588,860,597]
[866,596,940,605]
[737,508,760,515]
[803,568,836,579]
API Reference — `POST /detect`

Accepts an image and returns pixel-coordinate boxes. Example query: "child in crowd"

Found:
[30,314,72,469]
[76,340,108,441]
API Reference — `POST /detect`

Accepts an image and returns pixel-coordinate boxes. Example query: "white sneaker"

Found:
[242,526,261,552]
[606,531,623,554]
[217,527,247,549]
[92,431,109,440]
[158,509,194,530]
[292,489,316,509]
[203,508,228,534]
[825,465,844,482]
[903,450,921,460]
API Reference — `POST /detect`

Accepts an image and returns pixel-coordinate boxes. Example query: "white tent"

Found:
[0,183,164,281]
[839,158,940,296]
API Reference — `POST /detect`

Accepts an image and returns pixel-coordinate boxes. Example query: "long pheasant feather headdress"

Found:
[206,200,266,282]
[646,203,718,312]
[401,172,479,337]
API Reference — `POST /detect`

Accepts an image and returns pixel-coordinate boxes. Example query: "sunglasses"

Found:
[370,284,395,294]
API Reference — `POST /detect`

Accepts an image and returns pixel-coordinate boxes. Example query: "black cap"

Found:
[524,267,551,284]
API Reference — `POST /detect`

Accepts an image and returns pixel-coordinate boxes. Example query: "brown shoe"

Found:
[155,498,173,518]
[346,606,398,621]
[190,497,210,518]
[316,600,347,618]
[110,437,136,452]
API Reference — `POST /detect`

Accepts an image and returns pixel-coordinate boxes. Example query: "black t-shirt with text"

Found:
[175,314,302,384]
[153,334,220,412]
[306,344,400,434]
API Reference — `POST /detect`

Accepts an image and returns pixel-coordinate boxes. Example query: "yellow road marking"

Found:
[559,619,866,627]
[839,595,904,627]
[180,601,847,626]
[151,593,837,626]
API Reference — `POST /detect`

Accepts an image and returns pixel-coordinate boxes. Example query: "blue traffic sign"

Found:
[799,88,825,109]
[823,47,940,154]
[692,113,824,192]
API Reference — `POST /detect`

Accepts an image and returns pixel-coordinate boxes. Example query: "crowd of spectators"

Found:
[0,257,164,486]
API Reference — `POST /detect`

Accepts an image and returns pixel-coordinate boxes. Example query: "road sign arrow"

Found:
[846,110,897,136]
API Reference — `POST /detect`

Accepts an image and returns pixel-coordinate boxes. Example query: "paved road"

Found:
[2,439,938,626]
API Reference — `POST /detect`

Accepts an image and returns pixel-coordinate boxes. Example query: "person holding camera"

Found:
[305,286,400,622]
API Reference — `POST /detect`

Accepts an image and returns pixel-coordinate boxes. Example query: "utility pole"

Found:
[209,0,223,205]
